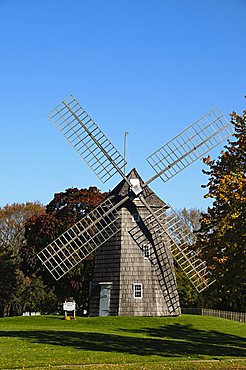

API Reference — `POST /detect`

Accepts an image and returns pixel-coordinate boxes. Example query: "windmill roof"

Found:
[108,168,168,208]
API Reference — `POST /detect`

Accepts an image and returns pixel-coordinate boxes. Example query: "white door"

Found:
[99,283,112,316]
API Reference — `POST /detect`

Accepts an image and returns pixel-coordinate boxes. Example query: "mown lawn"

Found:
[0,314,245,369]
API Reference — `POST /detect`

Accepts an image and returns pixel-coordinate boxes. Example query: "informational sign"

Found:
[63,301,76,311]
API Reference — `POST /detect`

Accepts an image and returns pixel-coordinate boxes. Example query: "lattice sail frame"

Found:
[130,205,215,292]
[49,95,126,183]
[37,198,123,280]
[146,108,233,183]
[129,219,180,314]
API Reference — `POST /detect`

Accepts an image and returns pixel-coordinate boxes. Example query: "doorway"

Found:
[99,282,112,316]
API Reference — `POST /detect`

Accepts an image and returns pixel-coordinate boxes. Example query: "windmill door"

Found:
[99,283,112,316]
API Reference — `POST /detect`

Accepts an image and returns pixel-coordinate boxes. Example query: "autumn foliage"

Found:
[0,187,107,316]
[0,202,45,316]
[196,108,246,311]
[23,186,107,314]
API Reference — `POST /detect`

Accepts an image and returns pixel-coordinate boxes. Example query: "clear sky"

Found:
[0,0,245,211]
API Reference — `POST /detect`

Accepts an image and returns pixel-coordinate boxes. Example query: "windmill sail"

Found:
[49,95,126,183]
[129,219,180,314]
[37,198,125,280]
[146,108,233,184]
[164,209,215,292]
[130,205,215,292]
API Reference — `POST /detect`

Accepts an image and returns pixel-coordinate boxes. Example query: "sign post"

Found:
[63,300,76,319]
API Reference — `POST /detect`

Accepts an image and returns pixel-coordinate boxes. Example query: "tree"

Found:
[196,108,246,311]
[46,186,106,223]
[24,187,107,315]
[0,202,45,316]
[172,208,203,308]
[176,208,202,233]
[0,202,45,255]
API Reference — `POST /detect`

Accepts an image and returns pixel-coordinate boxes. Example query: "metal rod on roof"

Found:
[123,131,129,175]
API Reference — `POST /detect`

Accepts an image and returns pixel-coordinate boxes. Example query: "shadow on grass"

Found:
[120,323,246,347]
[0,323,245,358]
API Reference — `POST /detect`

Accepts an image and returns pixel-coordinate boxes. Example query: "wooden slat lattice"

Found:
[38,198,121,280]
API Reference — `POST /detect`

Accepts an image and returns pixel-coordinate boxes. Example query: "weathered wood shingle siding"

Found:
[89,226,121,316]
[88,168,181,317]
[118,205,172,316]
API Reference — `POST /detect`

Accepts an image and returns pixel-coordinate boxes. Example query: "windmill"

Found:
[38,96,233,316]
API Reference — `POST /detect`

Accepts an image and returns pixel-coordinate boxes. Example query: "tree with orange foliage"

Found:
[0,202,45,316]
[196,108,246,312]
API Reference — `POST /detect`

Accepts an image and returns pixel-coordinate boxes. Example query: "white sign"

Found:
[63,301,76,311]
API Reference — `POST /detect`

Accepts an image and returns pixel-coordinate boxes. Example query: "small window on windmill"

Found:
[133,283,142,299]
[143,243,150,259]
[132,213,140,223]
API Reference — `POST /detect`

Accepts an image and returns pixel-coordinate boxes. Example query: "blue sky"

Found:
[0,0,245,211]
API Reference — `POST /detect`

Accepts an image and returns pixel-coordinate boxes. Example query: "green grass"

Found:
[0,314,245,369]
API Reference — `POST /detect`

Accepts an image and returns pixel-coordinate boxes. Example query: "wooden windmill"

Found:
[38,96,233,316]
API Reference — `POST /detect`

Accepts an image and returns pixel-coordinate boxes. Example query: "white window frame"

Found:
[143,243,150,259]
[133,283,142,299]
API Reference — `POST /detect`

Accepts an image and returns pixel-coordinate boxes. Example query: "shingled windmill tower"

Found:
[89,168,180,316]
[38,96,233,317]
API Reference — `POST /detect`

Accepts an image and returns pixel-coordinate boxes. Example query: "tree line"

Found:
[0,188,107,316]
[0,108,245,316]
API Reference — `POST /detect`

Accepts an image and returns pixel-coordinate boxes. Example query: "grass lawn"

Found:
[0,314,245,369]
